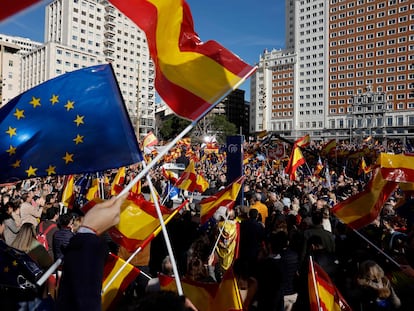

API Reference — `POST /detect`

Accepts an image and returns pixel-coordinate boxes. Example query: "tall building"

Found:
[0,41,21,106]
[18,0,155,138]
[251,0,414,141]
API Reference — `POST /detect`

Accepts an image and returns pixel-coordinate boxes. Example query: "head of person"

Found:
[58,213,73,229]
[45,206,60,221]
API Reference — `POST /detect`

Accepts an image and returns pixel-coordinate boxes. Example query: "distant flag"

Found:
[102,253,141,311]
[61,175,74,209]
[363,135,373,143]
[321,139,336,157]
[314,156,323,176]
[0,64,142,183]
[359,157,372,175]
[175,160,209,193]
[205,142,219,154]
[110,167,126,196]
[295,134,310,148]
[308,258,351,311]
[130,179,142,195]
[109,0,255,121]
[86,176,100,201]
[0,0,41,21]
[142,131,158,148]
[243,153,254,165]
[332,168,397,229]
[177,137,191,148]
[162,167,179,184]
[200,176,245,224]
[285,144,306,181]
[378,153,414,183]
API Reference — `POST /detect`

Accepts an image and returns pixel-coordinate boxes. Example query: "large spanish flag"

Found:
[378,153,414,183]
[200,176,245,224]
[332,168,397,229]
[109,0,255,121]
[102,253,141,310]
[308,259,351,311]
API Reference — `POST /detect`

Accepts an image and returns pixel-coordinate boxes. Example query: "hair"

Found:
[45,206,59,220]
[11,223,37,253]
[58,213,73,227]
[248,208,259,220]
[357,260,391,299]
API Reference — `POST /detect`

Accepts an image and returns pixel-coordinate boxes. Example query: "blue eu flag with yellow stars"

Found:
[0,64,142,183]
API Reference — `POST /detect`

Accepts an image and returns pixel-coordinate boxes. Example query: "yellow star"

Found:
[46,165,56,175]
[12,260,17,266]
[74,115,84,126]
[25,165,38,177]
[73,134,84,144]
[6,145,16,156]
[29,96,41,108]
[63,152,74,164]
[4,266,9,273]
[5,126,17,138]
[13,108,25,120]
[50,94,59,105]
[64,100,75,111]
[11,160,21,168]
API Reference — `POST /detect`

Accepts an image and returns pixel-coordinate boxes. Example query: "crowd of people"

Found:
[0,137,414,310]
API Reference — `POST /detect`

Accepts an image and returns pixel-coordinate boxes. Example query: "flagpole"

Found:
[309,256,323,311]
[142,160,184,295]
[353,229,400,267]
[119,122,195,197]
[210,212,230,259]
[102,199,188,294]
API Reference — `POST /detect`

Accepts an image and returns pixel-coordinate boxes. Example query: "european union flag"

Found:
[0,64,142,183]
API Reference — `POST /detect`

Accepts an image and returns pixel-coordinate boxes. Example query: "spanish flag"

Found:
[332,168,397,229]
[295,134,310,148]
[108,0,255,121]
[320,139,336,156]
[175,160,209,193]
[200,176,245,224]
[308,258,351,311]
[142,131,158,148]
[0,0,40,21]
[285,144,306,181]
[110,167,126,196]
[378,153,414,183]
[102,253,141,310]
[61,175,74,209]
[159,268,243,311]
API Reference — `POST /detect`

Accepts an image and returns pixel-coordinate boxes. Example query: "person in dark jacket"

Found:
[53,213,74,261]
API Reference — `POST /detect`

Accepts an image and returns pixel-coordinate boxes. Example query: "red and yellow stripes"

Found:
[109,0,255,120]
[200,176,245,224]
[102,253,141,310]
[332,168,397,229]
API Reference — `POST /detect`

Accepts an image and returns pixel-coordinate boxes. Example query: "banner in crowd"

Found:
[226,135,244,185]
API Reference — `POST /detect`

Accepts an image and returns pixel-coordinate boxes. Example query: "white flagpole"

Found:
[309,256,323,311]
[143,161,184,295]
[210,212,230,259]
[118,66,256,198]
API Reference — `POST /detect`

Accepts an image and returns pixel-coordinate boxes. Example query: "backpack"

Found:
[36,222,57,251]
